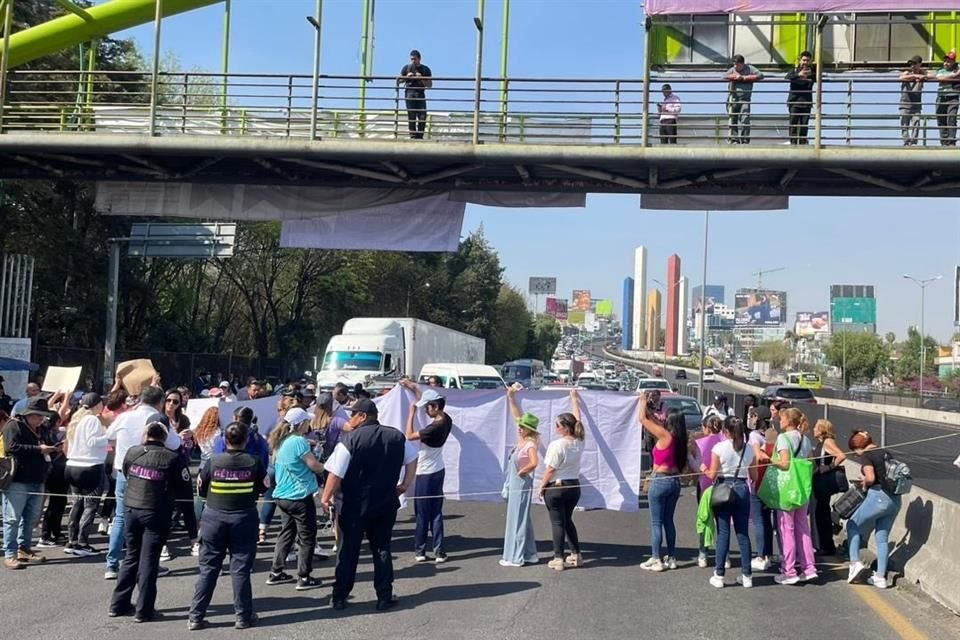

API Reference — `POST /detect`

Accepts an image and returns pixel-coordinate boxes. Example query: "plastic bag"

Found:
[757,441,813,511]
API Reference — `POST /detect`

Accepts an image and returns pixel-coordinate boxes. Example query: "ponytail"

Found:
[724,416,746,452]
[557,412,586,441]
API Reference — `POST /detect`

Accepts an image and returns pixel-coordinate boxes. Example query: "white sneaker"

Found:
[774,574,800,585]
[751,557,770,572]
[640,557,664,572]
[159,545,171,562]
[104,569,118,580]
[98,521,109,535]
[867,573,888,589]
[664,556,677,570]
[709,573,725,588]
[737,574,753,588]
[847,561,866,584]
[414,553,429,563]
[191,542,200,557]
[802,571,819,582]
[313,544,330,558]
[697,552,708,568]
[498,559,523,567]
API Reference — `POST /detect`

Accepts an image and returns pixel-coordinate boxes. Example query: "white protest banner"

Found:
[185,396,281,436]
[41,366,82,394]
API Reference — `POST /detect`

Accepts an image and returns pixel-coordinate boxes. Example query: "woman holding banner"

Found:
[501,387,540,567]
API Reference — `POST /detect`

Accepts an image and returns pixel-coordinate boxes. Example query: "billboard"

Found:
[795,311,830,338]
[735,290,787,326]
[830,297,876,325]
[572,290,592,311]
[596,299,614,318]
[567,310,586,327]
[529,277,557,296]
[546,297,569,321]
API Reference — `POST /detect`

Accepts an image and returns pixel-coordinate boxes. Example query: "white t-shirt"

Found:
[105,404,182,472]
[66,414,109,467]
[712,439,754,479]
[544,437,584,481]
[417,445,444,476]
[776,430,813,458]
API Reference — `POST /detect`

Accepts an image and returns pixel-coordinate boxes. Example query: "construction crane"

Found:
[752,267,786,290]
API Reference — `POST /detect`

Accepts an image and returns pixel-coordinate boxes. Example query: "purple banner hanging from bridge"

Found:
[646,1,960,15]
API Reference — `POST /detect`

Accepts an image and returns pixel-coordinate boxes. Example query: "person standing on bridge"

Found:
[899,55,926,146]
[657,84,682,144]
[933,50,960,146]
[724,55,763,144]
[399,49,433,140]
[785,51,815,145]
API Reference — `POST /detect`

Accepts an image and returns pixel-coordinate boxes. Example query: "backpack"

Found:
[883,452,912,495]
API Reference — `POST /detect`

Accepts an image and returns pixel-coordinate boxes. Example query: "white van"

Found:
[419,363,506,390]
[702,368,716,383]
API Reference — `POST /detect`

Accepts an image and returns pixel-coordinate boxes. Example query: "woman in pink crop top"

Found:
[639,392,688,573]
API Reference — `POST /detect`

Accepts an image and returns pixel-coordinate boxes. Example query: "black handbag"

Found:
[710,445,746,511]
[831,485,866,524]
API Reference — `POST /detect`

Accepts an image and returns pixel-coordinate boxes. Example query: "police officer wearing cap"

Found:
[321,398,418,612]
[110,421,193,622]
[189,421,266,631]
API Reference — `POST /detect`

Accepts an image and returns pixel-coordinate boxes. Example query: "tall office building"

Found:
[677,276,690,355]
[621,277,634,352]
[665,254,681,357]
[632,247,648,351]
[646,289,662,352]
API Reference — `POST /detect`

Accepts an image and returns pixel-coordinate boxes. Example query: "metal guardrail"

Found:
[3,69,960,148]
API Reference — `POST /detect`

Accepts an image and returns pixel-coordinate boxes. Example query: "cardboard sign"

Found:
[41,366,82,394]
[116,359,157,395]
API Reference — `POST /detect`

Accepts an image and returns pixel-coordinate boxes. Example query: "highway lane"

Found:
[587,347,960,502]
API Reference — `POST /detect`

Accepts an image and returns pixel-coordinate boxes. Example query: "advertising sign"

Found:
[546,297,558,316]
[794,311,830,338]
[596,299,614,318]
[529,277,557,296]
[555,299,568,321]
[568,310,586,327]
[830,297,876,325]
[572,290,592,311]
[735,290,787,326]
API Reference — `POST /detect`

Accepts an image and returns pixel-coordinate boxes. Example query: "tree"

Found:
[885,331,897,346]
[487,285,530,364]
[823,331,889,385]
[525,315,562,367]
[894,327,939,382]
[751,340,793,370]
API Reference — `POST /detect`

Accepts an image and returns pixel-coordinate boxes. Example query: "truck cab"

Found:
[316,333,401,388]
[418,363,505,390]
[501,359,545,389]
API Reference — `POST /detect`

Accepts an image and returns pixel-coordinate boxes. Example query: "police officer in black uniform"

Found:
[321,399,418,612]
[109,421,193,622]
[188,421,266,631]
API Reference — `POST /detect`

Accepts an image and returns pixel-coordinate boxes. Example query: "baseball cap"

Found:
[219,381,230,389]
[347,398,379,417]
[284,407,312,427]
[416,389,444,408]
[80,392,102,409]
[208,387,223,398]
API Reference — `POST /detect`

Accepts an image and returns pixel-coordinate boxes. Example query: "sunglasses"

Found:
[166,398,180,405]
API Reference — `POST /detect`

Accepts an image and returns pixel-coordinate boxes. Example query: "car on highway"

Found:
[660,393,705,432]
[921,396,960,412]
[675,369,687,380]
[702,368,716,383]
[637,378,673,393]
[760,384,817,406]
[746,372,761,382]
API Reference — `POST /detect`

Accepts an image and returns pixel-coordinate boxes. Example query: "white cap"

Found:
[219,381,230,388]
[416,388,444,408]
[284,407,312,427]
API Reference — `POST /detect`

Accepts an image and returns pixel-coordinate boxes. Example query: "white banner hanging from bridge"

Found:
[186,387,642,512]
[280,194,466,252]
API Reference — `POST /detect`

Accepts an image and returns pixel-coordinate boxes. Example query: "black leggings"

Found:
[544,482,581,558]
[42,462,69,540]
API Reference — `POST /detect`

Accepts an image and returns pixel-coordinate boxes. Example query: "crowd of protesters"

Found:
[0,368,907,628]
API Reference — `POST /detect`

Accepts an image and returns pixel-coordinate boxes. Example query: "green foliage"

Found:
[526,315,562,367]
[894,327,939,381]
[823,331,890,384]
[488,285,530,365]
[751,340,793,370]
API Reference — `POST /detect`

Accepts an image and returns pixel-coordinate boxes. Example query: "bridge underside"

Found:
[1,134,959,198]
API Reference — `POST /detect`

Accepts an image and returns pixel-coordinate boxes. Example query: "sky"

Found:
[114,0,960,342]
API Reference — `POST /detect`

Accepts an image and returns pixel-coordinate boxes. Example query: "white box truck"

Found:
[316,317,485,388]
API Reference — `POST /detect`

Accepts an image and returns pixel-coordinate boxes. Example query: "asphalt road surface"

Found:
[2,500,957,640]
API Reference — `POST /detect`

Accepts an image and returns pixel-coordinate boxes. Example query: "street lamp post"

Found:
[903,273,942,397]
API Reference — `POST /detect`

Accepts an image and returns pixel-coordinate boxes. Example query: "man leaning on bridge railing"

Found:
[724,55,764,145]
[933,50,960,147]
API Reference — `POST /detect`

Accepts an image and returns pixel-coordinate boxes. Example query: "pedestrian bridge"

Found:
[2,70,959,196]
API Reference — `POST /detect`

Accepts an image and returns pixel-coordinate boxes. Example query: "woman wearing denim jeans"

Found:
[701,417,756,588]
[846,430,901,589]
[747,408,775,571]
[639,393,687,572]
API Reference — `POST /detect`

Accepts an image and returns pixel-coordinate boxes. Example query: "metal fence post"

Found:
[0,0,14,134]
[308,0,323,140]
[641,17,652,147]
[813,14,824,148]
[880,411,887,448]
[148,0,164,137]
[823,402,828,421]
[102,240,120,391]
[614,80,622,144]
[472,0,486,145]
[286,74,293,137]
